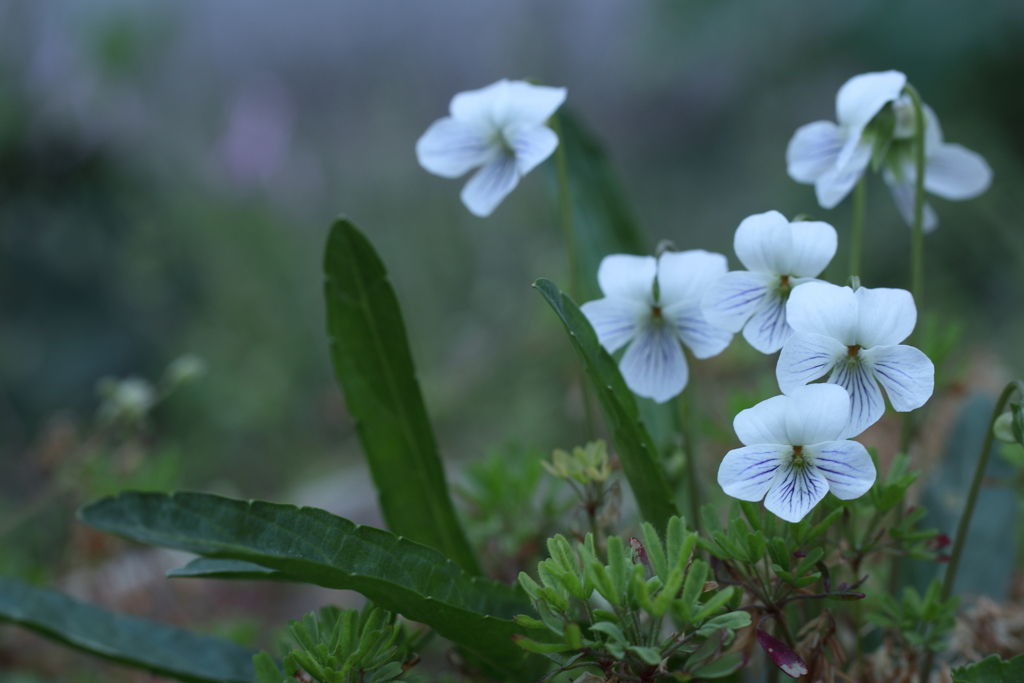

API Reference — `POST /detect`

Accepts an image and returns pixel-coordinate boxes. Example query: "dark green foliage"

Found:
[533,278,678,531]
[79,491,543,679]
[952,653,1024,683]
[324,217,480,576]
[256,605,427,683]
[516,519,750,680]
[0,575,254,683]
[866,579,959,653]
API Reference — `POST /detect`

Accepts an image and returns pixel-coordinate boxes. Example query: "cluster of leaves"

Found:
[867,580,959,654]
[514,517,750,681]
[254,605,428,683]
[454,445,570,582]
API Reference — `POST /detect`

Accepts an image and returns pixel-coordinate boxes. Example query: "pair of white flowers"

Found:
[786,70,992,231]
[582,209,933,521]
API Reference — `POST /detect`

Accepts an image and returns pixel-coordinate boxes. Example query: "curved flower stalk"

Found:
[881,96,992,232]
[787,70,992,228]
[787,70,907,209]
[701,211,837,353]
[777,282,934,438]
[416,79,567,217]
[581,251,733,403]
[717,384,876,522]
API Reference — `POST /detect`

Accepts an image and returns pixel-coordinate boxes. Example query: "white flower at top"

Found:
[701,211,837,354]
[416,79,567,218]
[581,251,734,403]
[786,70,992,228]
[717,384,876,523]
[777,282,935,439]
[880,96,992,233]
[787,70,907,209]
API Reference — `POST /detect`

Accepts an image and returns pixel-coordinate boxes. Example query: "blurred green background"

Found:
[0,0,1022,677]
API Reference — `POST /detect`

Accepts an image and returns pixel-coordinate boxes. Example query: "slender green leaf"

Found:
[167,557,291,581]
[324,217,479,575]
[79,491,540,679]
[534,278,678,530]
[0,575,254,683]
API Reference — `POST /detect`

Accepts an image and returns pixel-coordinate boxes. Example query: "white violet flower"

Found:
[416,79,567,217]
[581,251,734,403]
[701,210,837,354]
[717,384,876,523]
[777,282,935,438]
[787,70,907,209]
[880,95,992,232]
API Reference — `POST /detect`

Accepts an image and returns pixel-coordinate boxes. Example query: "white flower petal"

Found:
[924,143,993,201]
[765,461,829,523]
[718,445,789,502]
[450,79,508,126]
[597,254,657,303]
[814,140,871,209]
[509,125,559,176]
[580,297,648,354]
[828,359,885,439]
[862,344,935,412]
[494,81,567,128]
[883,166,939,233]
[460,154,520,217]
[662,303,734,359]
[836,71,907,128]
[701,271,775,334]
[742,291,792,354]
[834,70,907,170]
[804,440,876,500]
[619,326,688,403]
[656,250,728,306]
[854,287,916,348]
[416,118,495,178]
[785,282,858,344]
[733,211,792,275]
[777,333,846,393]
[787,121,843,183]
[734,395,790,448]
[788,221,838,278]
[783,384,851,446]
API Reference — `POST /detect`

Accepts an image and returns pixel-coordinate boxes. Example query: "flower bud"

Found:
[994,412,1017,444]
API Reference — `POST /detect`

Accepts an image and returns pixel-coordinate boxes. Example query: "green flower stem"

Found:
[849,176,866,279]
[920,379,1024,678]
[904,84,927,310]
[551,113,596,438]
[678,360,702,533]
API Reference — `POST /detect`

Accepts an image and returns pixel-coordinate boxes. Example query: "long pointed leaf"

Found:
[323,216,480,576]
[0,575,254,683]
[167,557,291,581]
[534,278,678,530]
[79,491,542,679]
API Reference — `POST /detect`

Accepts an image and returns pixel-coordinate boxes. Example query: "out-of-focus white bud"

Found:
[97,376,156,424]
[165,354,207,387]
